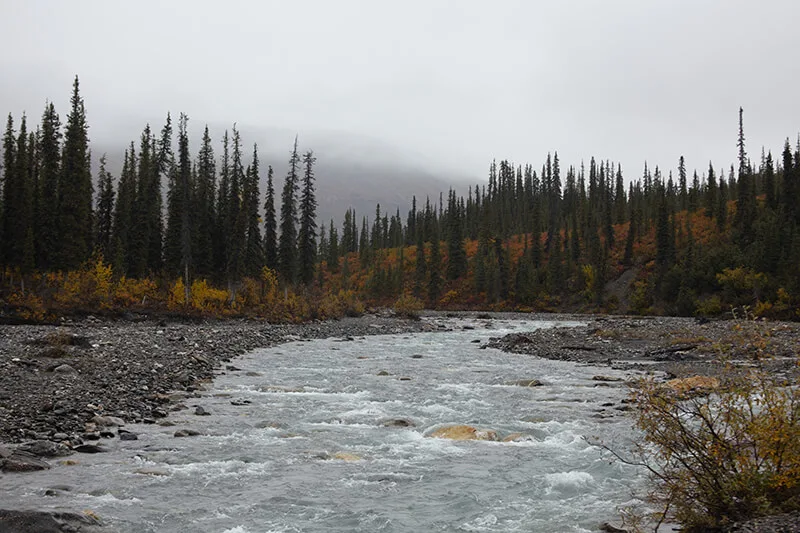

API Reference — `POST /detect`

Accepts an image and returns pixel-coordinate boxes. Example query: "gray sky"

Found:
[1,0,799,183]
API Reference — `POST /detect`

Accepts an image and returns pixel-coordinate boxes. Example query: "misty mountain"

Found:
[91,124,474,230]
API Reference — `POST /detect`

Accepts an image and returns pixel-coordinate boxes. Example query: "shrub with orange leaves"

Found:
[605,321,800,531]
[113,276,158,307]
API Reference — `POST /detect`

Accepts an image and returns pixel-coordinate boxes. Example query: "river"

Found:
[0,317,649,532]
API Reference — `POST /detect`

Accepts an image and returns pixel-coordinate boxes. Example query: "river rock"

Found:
[52,364,77,374]
[427,425,498,441]
[174,429,201,437]
[254,420,284,429]
[1,450,51,472]
[600,522,629,533]
[92,415,125,427]
[134,467,170,476]
[501,433,533,442]
[17,440,73,457]
[73,444,107,453]
[332,452,361,461]
[119,431,138,441]
[0,509,107,533]
[376,370,390,376]
[664,375,719,397]
[195,406,210,416]
[506,379,544,387]
[381,418,416,428]
[592,375,623,382]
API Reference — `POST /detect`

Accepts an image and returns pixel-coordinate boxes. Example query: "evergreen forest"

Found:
[2,77,799,322]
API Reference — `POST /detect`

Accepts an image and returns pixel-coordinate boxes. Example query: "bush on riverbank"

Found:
[625,322,800,531]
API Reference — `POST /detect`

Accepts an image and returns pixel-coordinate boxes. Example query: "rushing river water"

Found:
[1,318,651,532]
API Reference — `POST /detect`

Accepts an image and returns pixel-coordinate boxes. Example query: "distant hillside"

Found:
[91,125,472,229]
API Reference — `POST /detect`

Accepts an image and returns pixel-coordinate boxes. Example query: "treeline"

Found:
[318,108,800,317]
[1,77,799,320]
[0,77,320,298]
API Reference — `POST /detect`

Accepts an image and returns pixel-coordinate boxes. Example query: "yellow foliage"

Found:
[394,293,424,318]
[113,276,158,307]
[54,254,114,309]
[7,292,47,321]
[190,279,228,311]
[168,278,186,309]
[620,322,800,530]
[439,290,459,306]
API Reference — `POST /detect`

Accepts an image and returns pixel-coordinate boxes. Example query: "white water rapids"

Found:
[0,317,653,532]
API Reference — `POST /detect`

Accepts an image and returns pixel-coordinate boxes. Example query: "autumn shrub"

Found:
[113,276,158,307]
[55,254,114,309]
[167,277,188,309]
[190,279,228,312]
[615,325,800,531]
[393,293,424,319]
[7,291,47,322]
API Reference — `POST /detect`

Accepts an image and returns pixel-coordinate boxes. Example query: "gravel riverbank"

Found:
[0,313,443,446]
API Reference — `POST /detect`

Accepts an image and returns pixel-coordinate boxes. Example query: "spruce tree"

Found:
[1,114,17,267]
[733,107,756,246]
[263,165,278,270]
[327,220,339,273]
[226,126,246,284]
[445,190,467,280]
[194,125,216,277]
[413,230,426,298]
[58,76,93,270]
[95,154,115,259]
[163,114,190,277]
[297,150,318,285]
[427,225,442,304]
[37,102,61,270]
[214,130,230,277]
[705,162,717,219]
[278,137,300,283]
[177,114,193,285]
[244,144,263,278]
[111,144,136,274]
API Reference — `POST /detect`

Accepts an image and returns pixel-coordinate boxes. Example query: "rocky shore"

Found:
[485,314,800,382]
[0,313,442,448]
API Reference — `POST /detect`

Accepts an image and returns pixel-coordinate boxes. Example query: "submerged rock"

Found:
[427,425,498,441]
[381,418,416,428]
[332,452,362,461]
[505,379,544,387]
[174,429,201,438]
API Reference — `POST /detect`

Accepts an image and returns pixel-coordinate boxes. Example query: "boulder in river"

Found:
[0,509,108,533]
[664,375,719,397]
[381,418,416,428]
[73,444,107,454]
[427,425,498,441]
[1,450,51,472]
[332,452,362,461]
[17,440,73,458]
[505,379,544,387]
[174,429,201,438]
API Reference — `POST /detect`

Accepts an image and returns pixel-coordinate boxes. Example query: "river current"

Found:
[1,317,650,532]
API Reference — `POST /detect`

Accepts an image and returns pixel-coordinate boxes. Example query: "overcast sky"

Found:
[1,0,798,182]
